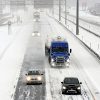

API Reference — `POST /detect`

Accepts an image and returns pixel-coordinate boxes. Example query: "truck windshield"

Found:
[52,47,68,53]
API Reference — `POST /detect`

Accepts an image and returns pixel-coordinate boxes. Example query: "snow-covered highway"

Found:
[44,14,100,100]
[1,6,100,100]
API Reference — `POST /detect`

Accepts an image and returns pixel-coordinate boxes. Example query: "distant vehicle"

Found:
[45,36,72,67]
[25,70,44,85]
[89,3,100,15]
[61,77,82,94]
[32,31,40,37]
[33,11,40,21]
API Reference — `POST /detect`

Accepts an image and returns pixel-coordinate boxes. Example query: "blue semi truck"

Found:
[45,36,72,67]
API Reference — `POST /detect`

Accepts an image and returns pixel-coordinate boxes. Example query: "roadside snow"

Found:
[0,6,34,100]
[52,9,100,59]
[67,7,100,24]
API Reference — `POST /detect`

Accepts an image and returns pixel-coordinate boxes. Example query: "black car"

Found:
[61,77,82,94]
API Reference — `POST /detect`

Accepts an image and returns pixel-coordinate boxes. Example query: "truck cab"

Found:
[45,36,72,67]
[49,41,71,67]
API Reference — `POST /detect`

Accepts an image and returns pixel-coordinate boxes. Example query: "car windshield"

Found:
[34,12,40,15]
[52,47,68,53]
[28,71,40,75]
[64,78,79,84]
[34,31,38,33]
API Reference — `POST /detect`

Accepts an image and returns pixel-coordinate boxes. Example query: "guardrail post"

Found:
[59,0,61,21]
[82,36,83,41]
[65,0,67,24]
[98,44,99,49]
[90,42,91,48]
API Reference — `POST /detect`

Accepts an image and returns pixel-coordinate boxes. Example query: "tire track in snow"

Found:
[70,54,97,100]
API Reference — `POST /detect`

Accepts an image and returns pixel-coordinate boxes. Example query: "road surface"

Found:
[14,11,100,100]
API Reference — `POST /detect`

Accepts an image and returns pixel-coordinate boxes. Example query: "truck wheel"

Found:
[45,46,49,56]
[65,62,70,67]
[48,56,51,63]
[45,50,48,56]
[45,47,48,56]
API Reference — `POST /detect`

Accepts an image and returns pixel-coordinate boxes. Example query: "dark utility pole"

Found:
[8,21,11,35]
[59,0,61,21]
[65,0,67,24]
[76,0,79,35]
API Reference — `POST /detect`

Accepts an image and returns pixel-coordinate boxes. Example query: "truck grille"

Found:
[56,57,64,63]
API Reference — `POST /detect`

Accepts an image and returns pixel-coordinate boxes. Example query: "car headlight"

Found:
[27,76,31,81]
[62,86,66,89]
[37,33,40,36]
[37,76,42,81]
[32,33,35,36]
[77,87,81,90]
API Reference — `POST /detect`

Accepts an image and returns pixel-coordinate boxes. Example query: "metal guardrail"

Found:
[47,13,100,61]
[54,17,100,61]
[56,13,100,38]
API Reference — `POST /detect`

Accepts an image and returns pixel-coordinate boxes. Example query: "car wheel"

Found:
[43,81,45,84]
[77,91,81,95]
[62,90,66,94]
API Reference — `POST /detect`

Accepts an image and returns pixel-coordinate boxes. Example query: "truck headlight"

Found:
[67,59,70,63]
[77,87,81,90]
[62,86,66,89]
[51,62,55,66]
[27,76,31,81]
[37,76,42,81]
[51,58,54,62]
